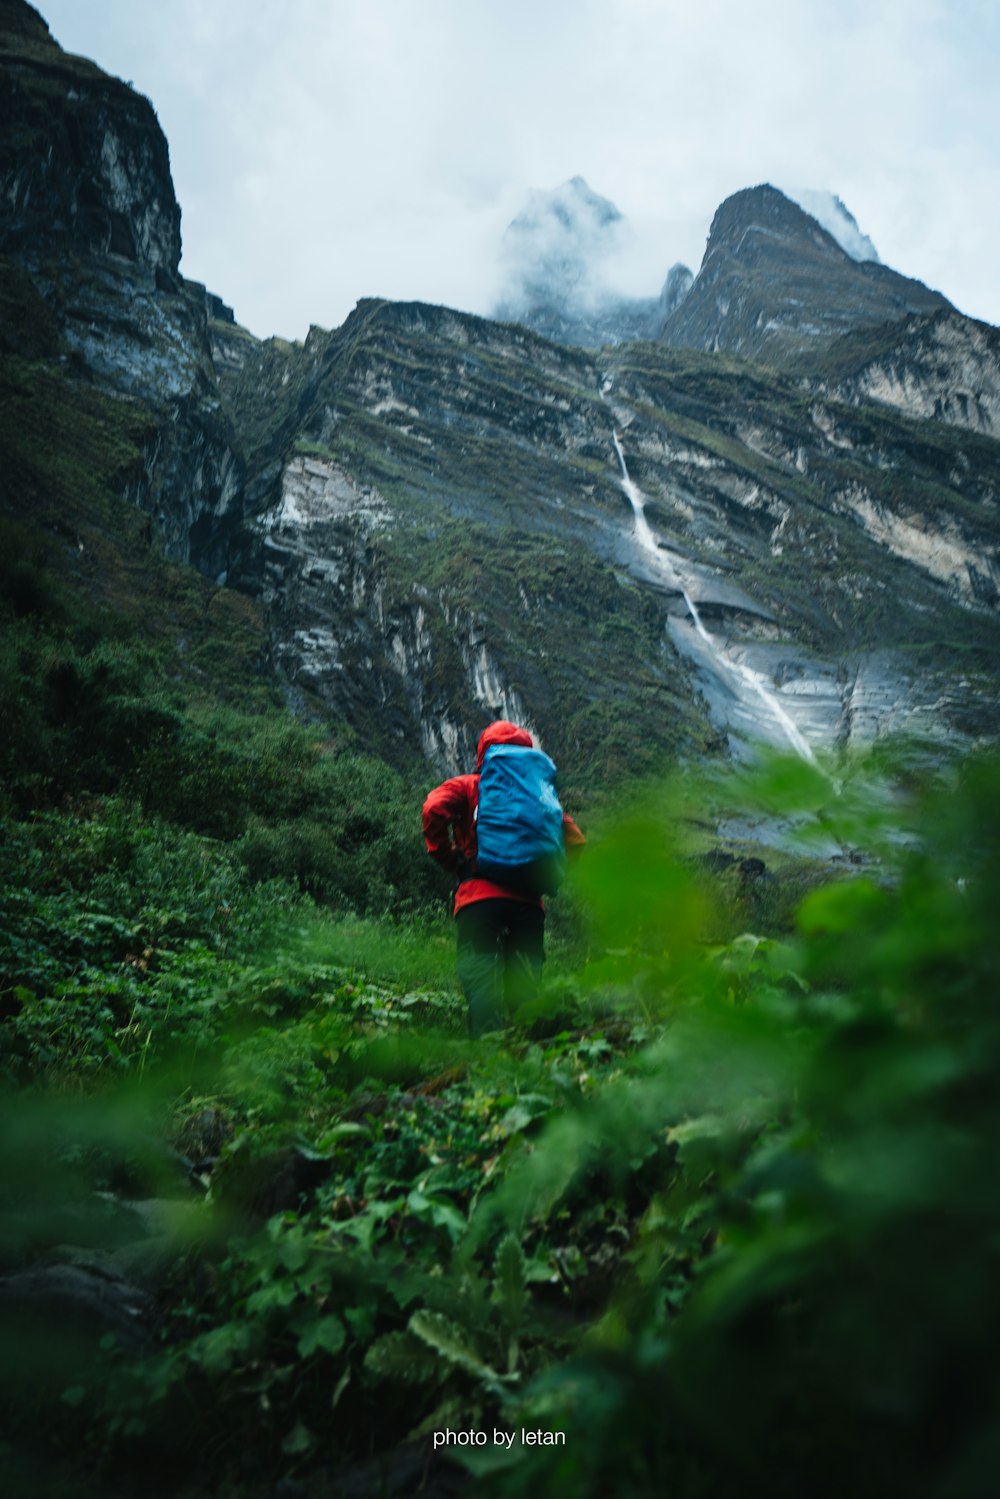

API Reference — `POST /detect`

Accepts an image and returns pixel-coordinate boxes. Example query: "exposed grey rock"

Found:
[0,1188,202,1391]
[825,309,1000,436]
[242,448,540,775]
[4,7,999,784]
[221,296,1000,774]
[0,3,180,275]
[661,184,951,367]
[0,1,246,576]
[55,1196,204,1284]
[0,1260,152,1354]
[658,262,694,321]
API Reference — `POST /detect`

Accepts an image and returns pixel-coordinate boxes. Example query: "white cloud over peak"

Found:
[36,0,1000,338]
[784,189,881,263]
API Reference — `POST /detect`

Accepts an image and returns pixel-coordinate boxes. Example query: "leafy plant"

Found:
[4,700,1000,1499]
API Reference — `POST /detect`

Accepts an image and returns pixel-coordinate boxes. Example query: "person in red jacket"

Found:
[422,720,585,1036]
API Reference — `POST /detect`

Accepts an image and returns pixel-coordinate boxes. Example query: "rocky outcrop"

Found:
[220,292,1000,773]
[0,0,244,574]
[662,184,951,368]
[0,1260,153,1356]
[4,7,999,783]
[0,2,180,274]
[833,477,999,606]
[240,445,552,775]
[825,310,1000,436]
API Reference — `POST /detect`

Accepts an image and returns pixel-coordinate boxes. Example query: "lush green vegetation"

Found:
[3,671,1000,1499]
[5,184,1000,1499]
[6,14,1000,1494]
[4,296,999,1496]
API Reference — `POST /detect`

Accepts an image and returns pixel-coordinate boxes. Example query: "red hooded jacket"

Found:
[421,720,585,916]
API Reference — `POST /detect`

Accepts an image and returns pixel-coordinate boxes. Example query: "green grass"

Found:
[4,750,1000,1499]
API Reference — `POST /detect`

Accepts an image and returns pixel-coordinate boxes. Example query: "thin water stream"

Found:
[611,429,819,766]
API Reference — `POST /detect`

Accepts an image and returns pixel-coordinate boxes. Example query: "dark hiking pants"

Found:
[455,898,544,1037]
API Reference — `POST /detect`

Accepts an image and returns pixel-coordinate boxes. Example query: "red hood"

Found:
[476,720,533,771]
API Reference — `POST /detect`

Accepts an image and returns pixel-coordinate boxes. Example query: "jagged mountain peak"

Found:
[493,175,681,349]
[492,177,897,357]
[705,184,877,271]
[0,0,52,46]
[497,175,627,311]
[511,174,624,233]
[662,181,951,367]
[703,183,860,264]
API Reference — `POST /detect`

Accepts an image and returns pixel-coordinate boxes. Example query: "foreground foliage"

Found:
[2,750,999,1499]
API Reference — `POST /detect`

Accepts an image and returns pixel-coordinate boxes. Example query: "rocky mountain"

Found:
[3,0,999,799]
[493,175,690,349]
[660,184,951,367]
[490,177,991,451]
[652,183,1000,442]
[0,0,243,577]
[214,301,1000,779]
[816,308,1000,437]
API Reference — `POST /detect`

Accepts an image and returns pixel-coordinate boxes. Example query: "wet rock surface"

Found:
[0,0,245,576]
[0,1192,201,1369]
[3,5,999,783]
[215,290,1000,771]
[828,309,1000,437]
[0,1257,153,1353]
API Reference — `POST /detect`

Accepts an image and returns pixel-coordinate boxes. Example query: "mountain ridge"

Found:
[660,183,952,366]
[2,0,999,792]
[493,175,677,350]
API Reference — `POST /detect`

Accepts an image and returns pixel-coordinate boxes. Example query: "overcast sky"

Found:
[37,0,1000,341]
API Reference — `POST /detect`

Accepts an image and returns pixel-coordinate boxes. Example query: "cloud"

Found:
[784,191,880,263]
[496,177,632,314]
[38,0,1000,337]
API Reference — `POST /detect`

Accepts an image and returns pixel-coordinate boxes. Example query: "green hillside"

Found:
[3,3,1000,1494]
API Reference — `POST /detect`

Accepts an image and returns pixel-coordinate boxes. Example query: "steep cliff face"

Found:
[247,452,541,774]
[0,1,179,271]
[662,185,951,368]
[217,297,1000,778]
[0,0,242,576]
[4,6,999,794]
[600,345,1000,753]
[820,310,1000,437]
[222,299,705,785]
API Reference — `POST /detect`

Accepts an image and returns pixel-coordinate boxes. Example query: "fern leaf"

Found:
[363,1330,439,1384]
[408,1310,497,1380]
[493,1232,527,1325]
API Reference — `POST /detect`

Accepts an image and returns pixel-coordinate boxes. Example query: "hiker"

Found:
[422,720,584,1036]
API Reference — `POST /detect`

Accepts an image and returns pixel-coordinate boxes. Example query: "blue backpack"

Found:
[475,744,566,897]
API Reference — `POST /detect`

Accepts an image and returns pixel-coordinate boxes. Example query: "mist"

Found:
[36,0,1000,340]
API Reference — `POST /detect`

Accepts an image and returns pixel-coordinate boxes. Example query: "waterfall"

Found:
[612,429,819,766]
